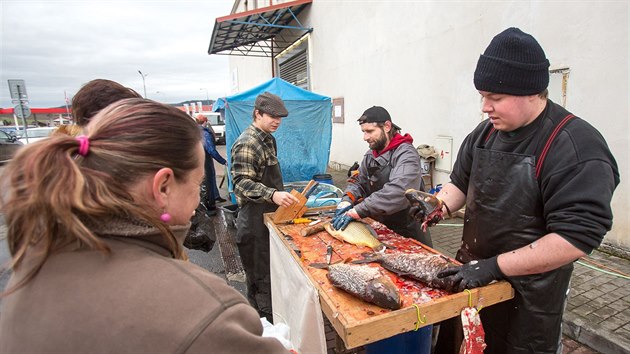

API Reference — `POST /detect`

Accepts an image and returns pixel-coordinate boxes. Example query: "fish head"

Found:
[405,189,441,215]
[405,189,445,230]
[365,276,402,310]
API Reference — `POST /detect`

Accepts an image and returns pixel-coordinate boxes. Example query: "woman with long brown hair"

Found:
[0,99,286,353]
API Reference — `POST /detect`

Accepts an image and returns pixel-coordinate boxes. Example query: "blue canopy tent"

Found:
[213,78,332,202]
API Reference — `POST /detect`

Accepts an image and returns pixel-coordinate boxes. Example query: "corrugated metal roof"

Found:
[208,0,312,58]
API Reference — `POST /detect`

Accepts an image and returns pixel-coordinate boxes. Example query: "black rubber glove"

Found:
[408,206,442,227]
[437,256,504,292]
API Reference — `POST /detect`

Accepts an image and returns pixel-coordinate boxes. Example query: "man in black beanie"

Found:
[411,28,619,353]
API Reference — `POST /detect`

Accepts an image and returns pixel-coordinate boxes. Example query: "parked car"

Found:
[0,126,25,138]
[0,129,23,163]
[205,113,226,145]
[18,127,56,145]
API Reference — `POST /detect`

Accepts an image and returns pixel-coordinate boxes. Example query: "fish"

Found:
[311,262,401,310]
[460,306,487,353]
[405,188,449,231]
[324,221,386,252]
[353,251,451,289]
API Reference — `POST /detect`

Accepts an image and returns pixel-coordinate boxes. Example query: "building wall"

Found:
[228,1,629,248]
[229,56,272,94]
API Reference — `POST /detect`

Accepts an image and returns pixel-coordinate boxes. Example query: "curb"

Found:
[563,312,630,354]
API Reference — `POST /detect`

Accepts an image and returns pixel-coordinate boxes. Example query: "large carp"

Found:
[354,251,451,289]
[324,221,386,252]
[312,262,401,310]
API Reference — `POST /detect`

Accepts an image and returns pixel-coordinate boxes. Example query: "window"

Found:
[276,37,309,90]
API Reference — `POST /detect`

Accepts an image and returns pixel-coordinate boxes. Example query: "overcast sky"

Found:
[1,0,235,108]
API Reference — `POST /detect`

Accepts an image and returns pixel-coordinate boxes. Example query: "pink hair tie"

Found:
[76,135,90,156]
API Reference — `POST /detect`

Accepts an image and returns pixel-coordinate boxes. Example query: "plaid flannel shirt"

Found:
[230,124,278,206]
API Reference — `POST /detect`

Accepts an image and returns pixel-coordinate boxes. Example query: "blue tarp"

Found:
[214,78,332,194]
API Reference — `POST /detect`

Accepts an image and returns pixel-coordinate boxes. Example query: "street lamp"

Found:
[138,70,148,98]
[200,88,209,103]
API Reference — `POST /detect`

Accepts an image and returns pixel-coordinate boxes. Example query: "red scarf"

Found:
[372,133,414,157]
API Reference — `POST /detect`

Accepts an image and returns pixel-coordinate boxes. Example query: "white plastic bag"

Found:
[260,317,295,351]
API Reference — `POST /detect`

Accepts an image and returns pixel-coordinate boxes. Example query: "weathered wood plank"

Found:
[265,214,514,349]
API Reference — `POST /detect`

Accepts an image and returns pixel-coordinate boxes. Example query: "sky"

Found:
[1,0,235,108]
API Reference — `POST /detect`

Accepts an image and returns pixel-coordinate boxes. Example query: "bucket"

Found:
[365,325,432,354]
[312,173,333,185]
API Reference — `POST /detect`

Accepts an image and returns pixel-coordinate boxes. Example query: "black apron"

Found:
[367,155,432,247]
[236,145,284,322]
[457,114,575,353]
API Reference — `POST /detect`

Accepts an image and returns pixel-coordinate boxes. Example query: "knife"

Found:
[326,244,333,265]
[302,181,320,199]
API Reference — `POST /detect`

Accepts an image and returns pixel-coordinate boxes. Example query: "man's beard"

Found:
[369,129,388,151]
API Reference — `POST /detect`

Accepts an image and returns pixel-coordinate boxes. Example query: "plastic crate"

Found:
[283,181,343,207]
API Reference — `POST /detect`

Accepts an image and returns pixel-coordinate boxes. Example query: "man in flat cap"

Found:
[230,91,298,322]
[415,28,619,353]
[331,106,431,246]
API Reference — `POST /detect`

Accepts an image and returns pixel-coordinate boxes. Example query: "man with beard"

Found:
[332,106,431,246]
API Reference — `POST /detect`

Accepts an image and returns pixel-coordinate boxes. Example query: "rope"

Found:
[576,260,630,280]
[411,304,427,330]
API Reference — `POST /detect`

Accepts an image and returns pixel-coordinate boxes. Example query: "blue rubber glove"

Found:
[335,201,352,217]
[332,214,354,231]
[332,204,360,231]
[436,256,505,292]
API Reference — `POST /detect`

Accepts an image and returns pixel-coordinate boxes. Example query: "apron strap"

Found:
[535,114,576,179]
[484,126,496,143]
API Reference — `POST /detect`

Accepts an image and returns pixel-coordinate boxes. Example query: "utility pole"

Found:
[138,70,148,98]
[200,88,209,103]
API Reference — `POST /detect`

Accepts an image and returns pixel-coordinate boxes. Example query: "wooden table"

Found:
[265,213,513,350]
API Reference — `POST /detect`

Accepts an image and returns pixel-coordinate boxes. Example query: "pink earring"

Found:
[160,212,172,223]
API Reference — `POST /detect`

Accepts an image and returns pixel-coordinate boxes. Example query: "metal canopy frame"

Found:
[208,0,313,58]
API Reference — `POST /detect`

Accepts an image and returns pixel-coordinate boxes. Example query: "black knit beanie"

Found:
[474,27,550,96]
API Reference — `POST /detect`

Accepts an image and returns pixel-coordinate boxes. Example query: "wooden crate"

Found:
[265,214,514,349]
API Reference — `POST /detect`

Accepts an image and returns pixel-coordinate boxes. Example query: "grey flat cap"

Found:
[255,91,288,117]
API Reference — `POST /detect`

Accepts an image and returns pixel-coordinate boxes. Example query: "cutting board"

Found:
[272,189,308,223]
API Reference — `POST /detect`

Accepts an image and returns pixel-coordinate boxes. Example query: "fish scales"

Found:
[364,252,451,289]
[326,263,401,310]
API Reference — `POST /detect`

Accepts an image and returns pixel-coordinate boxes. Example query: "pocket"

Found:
[265,153,278,168]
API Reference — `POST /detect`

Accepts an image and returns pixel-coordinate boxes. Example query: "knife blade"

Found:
[326,244,333,264]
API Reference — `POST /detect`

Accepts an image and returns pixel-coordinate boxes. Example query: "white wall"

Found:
[229,56,272,94]
[228,0,629,248]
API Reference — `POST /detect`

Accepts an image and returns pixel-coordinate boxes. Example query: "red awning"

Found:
[208,0,312,58]
[0,107,71,115]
